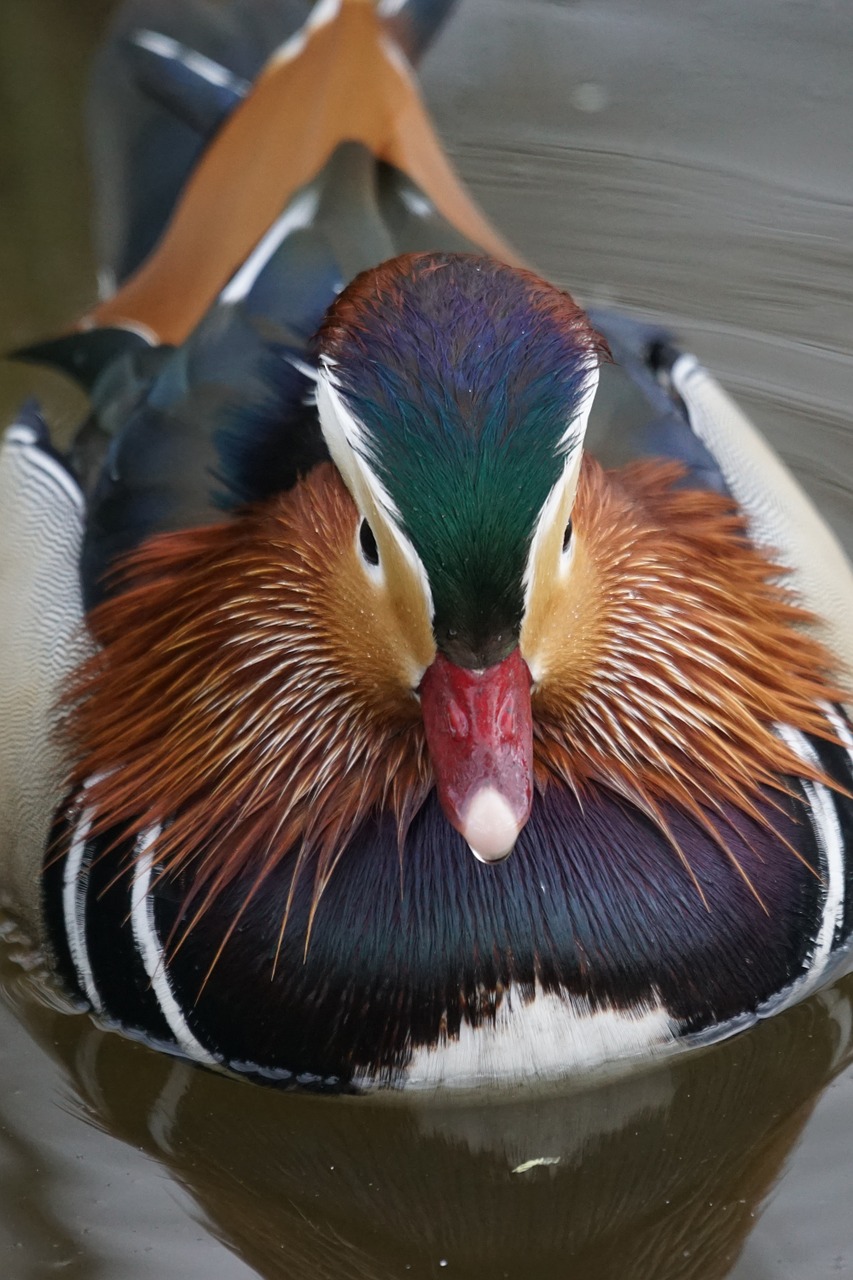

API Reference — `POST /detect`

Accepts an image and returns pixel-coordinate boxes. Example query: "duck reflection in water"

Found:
[6,965,852,1280]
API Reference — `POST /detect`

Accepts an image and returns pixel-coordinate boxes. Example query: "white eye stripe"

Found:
[317,362,435,617]
[555,365,599,455]
[317,363,401,519]
[522,370,598,611]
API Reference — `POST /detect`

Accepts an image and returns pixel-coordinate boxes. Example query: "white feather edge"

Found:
[270,0,342,68]
[219,188,320,304]
[62,804,103,1014]
[131,30,244,90]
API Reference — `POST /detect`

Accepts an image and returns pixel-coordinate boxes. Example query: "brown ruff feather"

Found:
[64,464,432,956]
[529,456,849,903]
[62,456,848,957]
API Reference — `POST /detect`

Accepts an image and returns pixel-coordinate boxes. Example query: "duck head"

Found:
[316,253,605,862]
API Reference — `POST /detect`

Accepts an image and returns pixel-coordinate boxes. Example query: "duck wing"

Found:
[17,1,513,607]
[87,0,513,345]
[86,0,460,290]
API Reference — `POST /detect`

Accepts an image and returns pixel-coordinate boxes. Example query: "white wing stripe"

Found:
[220,188,320,303]
[132,31,244,90]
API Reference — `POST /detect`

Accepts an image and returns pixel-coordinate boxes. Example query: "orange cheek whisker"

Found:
[529,454,850,912]
[60,464,430,974]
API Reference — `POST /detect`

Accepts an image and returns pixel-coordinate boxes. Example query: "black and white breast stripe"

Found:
[45,803,218,1066]
[811,708,853,951]
[44,799,343,1089]
[129,825,218,1065]
[44,706,853,1092]
[60,798,104,1016]
[765,711,853,1011]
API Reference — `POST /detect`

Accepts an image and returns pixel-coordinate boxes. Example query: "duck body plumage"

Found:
[2,0,853,1092]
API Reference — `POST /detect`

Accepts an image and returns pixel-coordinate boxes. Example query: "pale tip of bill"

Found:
[462,787,520,864]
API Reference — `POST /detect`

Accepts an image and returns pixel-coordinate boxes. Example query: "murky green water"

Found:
[1,2,852,1276]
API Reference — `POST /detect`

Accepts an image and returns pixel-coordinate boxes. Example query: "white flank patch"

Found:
[271,0,342,67]
[132,30,242,90]
[775,723,845,992]
[62,805,103,1014]
[219,188,320,303]
[130,826,218,1065]
[0,421,88,937]
[385,984,677,1090]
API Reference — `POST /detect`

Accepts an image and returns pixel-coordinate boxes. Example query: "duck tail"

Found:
[74,0,513,347]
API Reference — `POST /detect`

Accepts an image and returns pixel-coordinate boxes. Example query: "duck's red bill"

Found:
[420,648,534,862]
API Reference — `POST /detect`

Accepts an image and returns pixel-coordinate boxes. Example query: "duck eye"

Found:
[562,517,573,554]
[359,519,380,567]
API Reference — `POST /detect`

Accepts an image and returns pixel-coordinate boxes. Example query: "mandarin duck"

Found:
[1,0,852,1093]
